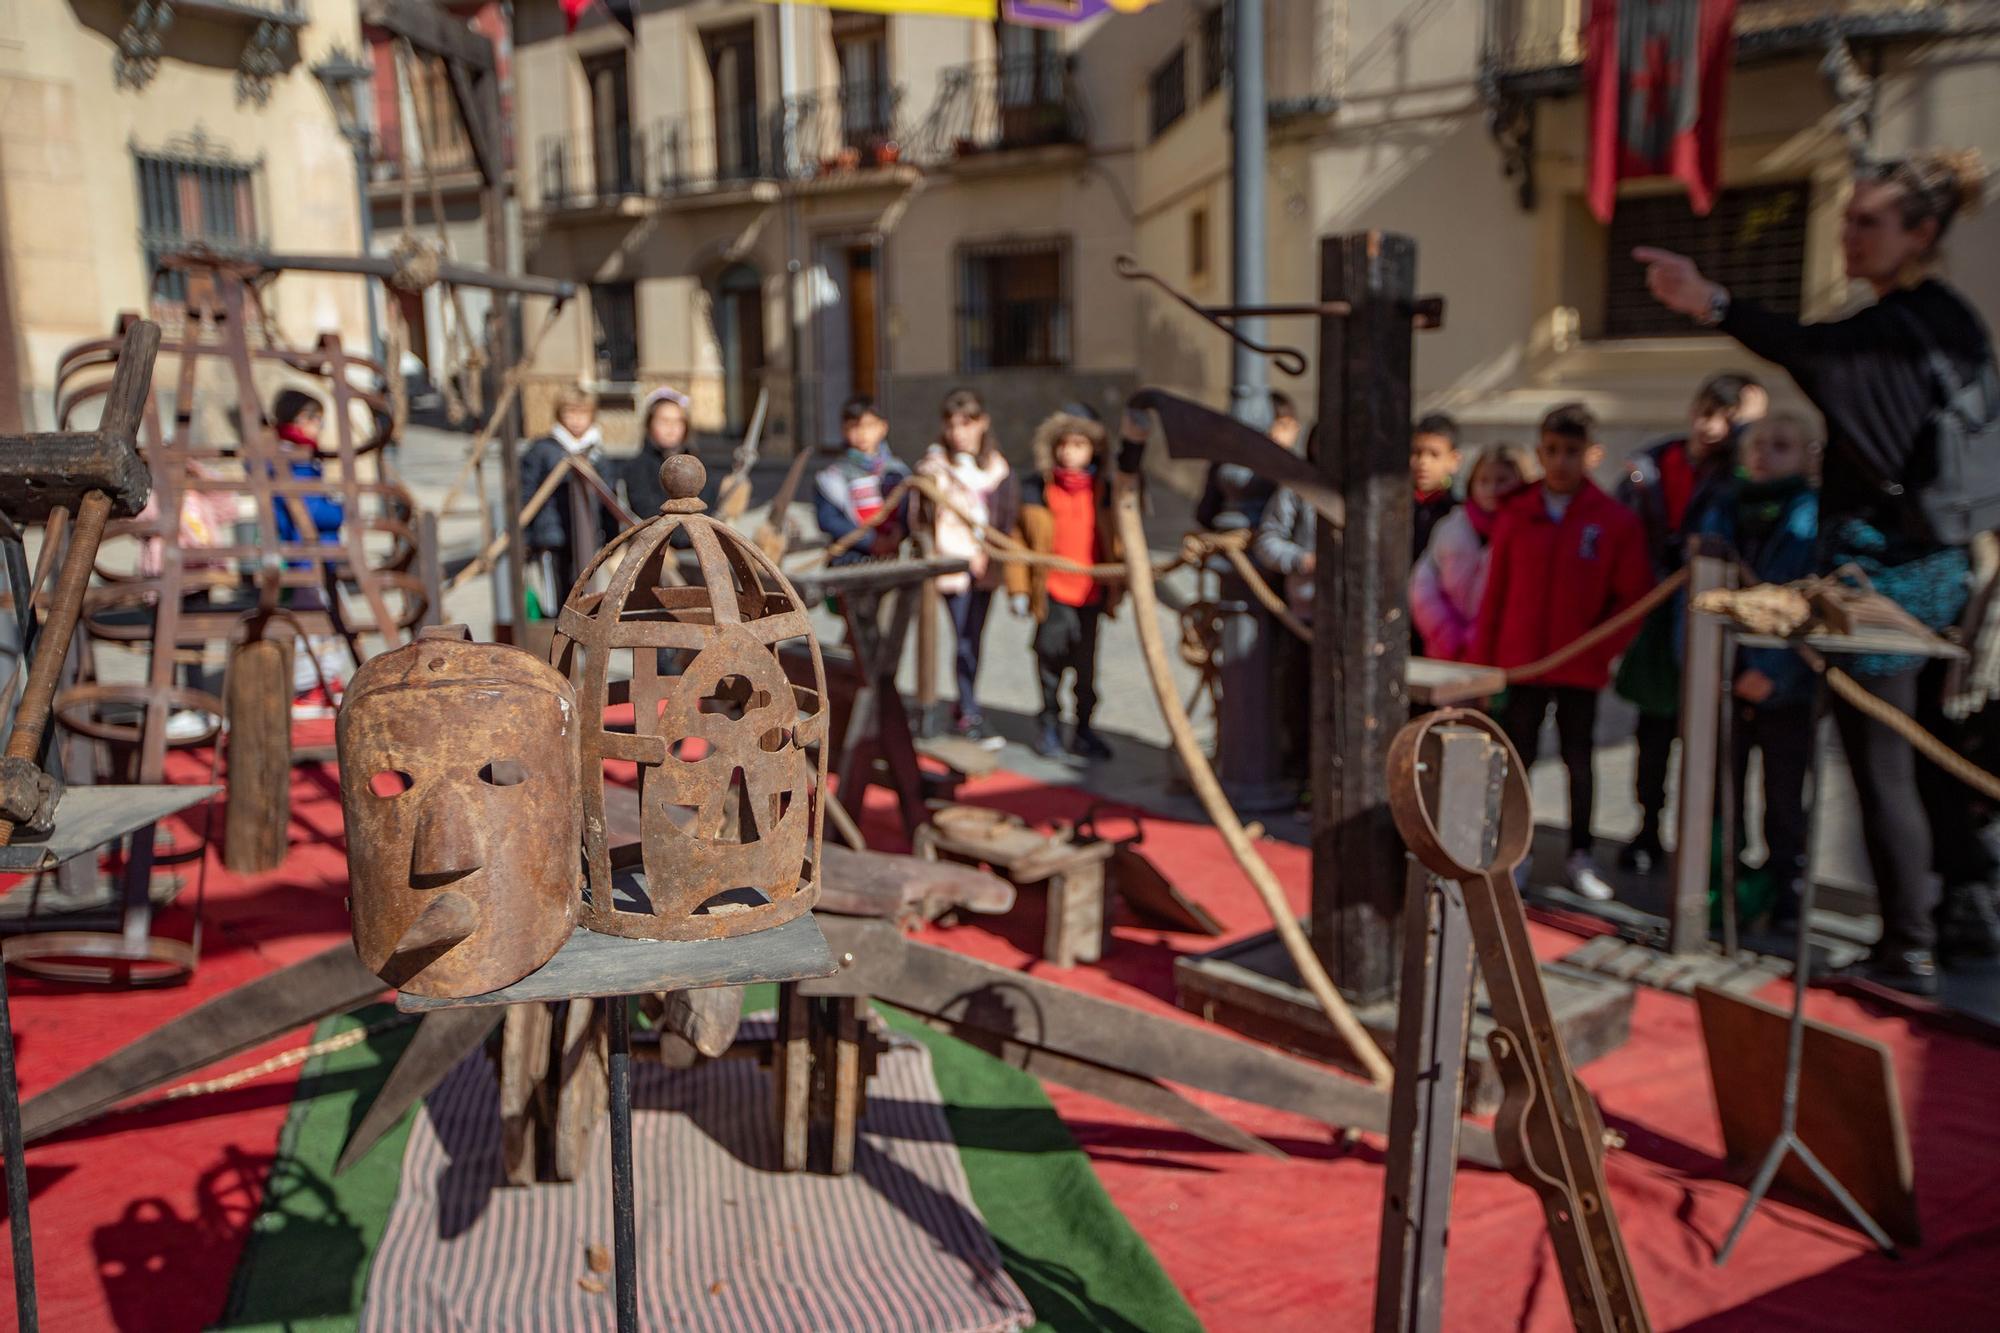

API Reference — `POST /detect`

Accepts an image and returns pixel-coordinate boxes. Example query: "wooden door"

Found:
[846,245,877,400]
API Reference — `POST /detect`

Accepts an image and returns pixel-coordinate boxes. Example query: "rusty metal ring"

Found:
[53,683,226,748]
[3,931,197,987]
[1385,706,1533,879]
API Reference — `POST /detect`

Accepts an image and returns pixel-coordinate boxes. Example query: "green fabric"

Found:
[213,1010,421,1330]
[220,995,1199,1333]
[1612,607,1681,718]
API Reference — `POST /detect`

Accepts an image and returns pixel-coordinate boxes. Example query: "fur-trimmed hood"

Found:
[1029,405,1108,473]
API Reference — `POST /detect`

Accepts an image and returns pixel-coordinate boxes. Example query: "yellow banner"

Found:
[755,0,999,17]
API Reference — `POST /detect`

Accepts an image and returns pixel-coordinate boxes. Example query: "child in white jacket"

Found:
[1409,444,1532,661]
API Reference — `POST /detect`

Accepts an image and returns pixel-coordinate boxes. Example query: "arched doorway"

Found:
[712,262,764,433]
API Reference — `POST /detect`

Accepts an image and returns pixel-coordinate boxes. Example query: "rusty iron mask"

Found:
[554,455,827,941]
[337,625,582,997]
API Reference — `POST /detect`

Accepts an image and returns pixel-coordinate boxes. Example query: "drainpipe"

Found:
[778,1,809,455]
[1213,0,1291,813]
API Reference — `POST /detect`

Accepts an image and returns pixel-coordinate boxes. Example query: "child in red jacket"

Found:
[1473,403,1651,900]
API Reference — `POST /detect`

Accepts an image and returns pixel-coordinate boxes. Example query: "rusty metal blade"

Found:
[335,1007,501,1174]
[20,942,383,1143]
[1128,388,1344,530]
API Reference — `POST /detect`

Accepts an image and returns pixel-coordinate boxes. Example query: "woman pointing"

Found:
[1635,151,1996,995]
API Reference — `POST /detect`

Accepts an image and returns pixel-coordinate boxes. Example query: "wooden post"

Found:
[221,634,293,874]
[1312,232,1417,1002]
[916,578,938,737]
[1671,547,1730,954]
[1374,725,1504,1333]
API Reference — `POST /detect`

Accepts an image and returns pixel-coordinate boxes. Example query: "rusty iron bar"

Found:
[1386,709,1650,1333]
[0,489,111,848]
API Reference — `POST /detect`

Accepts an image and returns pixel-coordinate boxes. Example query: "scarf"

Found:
[552,422,604,458]
[1052,465,1095,493]
[277,422,320,454]
[1466,501,1500,544]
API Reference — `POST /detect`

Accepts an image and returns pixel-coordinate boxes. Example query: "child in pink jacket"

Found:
[1408,444,1532,660]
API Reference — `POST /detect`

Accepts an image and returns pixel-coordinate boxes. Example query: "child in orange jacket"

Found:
[1473,403,1651,900]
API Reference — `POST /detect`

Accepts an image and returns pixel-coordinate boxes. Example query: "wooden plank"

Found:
[222,635,292,873]
[1561,934,1630,970]
[1312,231,1416,1002]
[818,843,1015,921]
[915,733,1001,779]
[805,917,1501,1165]
[396,915,836,1011]
[0,785,217,873]
[1672,553,1729,955]
[1695,984,1920,1246]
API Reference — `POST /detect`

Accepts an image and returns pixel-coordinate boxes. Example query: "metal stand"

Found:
[1715,681,1897,1263]
[0,963,35,1331]
[605,995,638,1332]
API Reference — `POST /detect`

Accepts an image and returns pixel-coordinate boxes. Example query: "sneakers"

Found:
[1864,947,1940,997]
[1616,830,1665,875]
[1565,851,1615,902]
[165,709,219,742]
[1033,719,1066,760]
[953,713,1006,752]
[1068,724,1113,762]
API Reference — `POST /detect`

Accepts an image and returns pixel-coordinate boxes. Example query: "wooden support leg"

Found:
[827,996,864,1177]
[774,982,810,1173]
[1044,863,1107,968]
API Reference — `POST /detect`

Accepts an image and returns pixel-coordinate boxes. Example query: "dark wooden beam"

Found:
[362,0,494,71]
[1312,232,1417,1003]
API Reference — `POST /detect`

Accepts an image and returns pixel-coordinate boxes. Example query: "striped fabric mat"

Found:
[360,1018,1035,1333]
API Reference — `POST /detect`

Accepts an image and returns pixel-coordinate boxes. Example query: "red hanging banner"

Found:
[1585,0,1738,222]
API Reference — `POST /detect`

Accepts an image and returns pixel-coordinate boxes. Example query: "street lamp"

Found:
[313,46,382,366]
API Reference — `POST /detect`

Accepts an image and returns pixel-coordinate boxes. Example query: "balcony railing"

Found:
[538,124,653,210]
[910,56,1088,163]
[536,83,915,211]
[369,133,481,188]
[532,62,1090,215]
[1481,0,1978,93]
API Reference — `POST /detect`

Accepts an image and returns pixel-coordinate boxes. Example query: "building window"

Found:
[1149,46,1187,140]
[583,50,638,196]
[833,13,892,150]
[591,281,639,385]
[1603,183,1808,338]
[134,139,262,303]
[1200,6,1227,98]
[1189,206,1209,281]
[959,241,1068,372]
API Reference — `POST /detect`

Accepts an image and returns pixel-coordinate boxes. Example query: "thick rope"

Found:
[1111,470,1395,1086]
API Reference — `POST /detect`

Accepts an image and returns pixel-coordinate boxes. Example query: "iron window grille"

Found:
[1200,6,1227,98]
[1149,45,1188,140]
[592,281,640,386]
[958,240,1069,372]
[1603,182,1808,338]
[134,135,264,303]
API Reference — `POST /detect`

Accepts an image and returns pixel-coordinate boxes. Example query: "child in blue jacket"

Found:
[271,388,349,714]
[1694,413,1820,925]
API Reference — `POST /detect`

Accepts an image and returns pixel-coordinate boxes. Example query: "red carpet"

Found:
[4,747,1999,1331]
